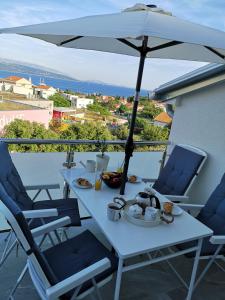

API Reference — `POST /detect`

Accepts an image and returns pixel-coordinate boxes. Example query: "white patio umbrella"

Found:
[1,3,225,194]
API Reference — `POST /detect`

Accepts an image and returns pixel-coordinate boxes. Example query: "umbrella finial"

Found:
[123,3,172,16]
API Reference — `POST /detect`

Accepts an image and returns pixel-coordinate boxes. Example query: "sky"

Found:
[0,0,224,90]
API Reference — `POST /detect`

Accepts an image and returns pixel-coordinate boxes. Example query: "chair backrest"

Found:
[0,183,58,291]
[0,142,32,210]
[197,173,225,235]
[153,144,207,196]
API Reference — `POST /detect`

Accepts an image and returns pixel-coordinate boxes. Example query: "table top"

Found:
[61,168,212,258]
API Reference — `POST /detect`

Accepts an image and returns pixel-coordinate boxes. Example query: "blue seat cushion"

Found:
[178,173,225,257]
[0,142,81,227]
[153,145,204,196]
[31,198,81,227]
[43,230,118,299]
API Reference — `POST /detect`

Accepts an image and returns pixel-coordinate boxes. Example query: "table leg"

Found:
[186,238,203,300]
[114,258,123,300]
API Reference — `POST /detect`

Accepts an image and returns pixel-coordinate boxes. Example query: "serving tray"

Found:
[123,200,162,227]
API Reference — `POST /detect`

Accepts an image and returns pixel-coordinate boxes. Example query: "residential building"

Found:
[153,111,172,127]
[62,93,94,108]
[0,76,33,98]
[34,84,57,99]
[0,100,51,132]
[153,63,225,204]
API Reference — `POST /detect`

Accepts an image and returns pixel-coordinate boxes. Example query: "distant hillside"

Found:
[0,59,76,81]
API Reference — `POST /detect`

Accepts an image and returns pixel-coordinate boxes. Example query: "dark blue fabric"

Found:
[0,142,81,226]
[0,142,32,210]
[178,173,225,257]
[0,184,58,284]
[44,230,118,299]
[0,185,117,297]
[153,145,204,195]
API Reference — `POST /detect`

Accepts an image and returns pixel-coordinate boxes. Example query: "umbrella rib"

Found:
[204,46,225,60]
[148,41,183,52]
[117,38,140,52]
[59,36,83,46]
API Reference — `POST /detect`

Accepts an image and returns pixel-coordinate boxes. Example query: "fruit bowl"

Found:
[101,171,123,188]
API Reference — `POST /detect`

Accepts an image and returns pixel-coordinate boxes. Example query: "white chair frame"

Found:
[0,200,113,300]
[0,183,61,268]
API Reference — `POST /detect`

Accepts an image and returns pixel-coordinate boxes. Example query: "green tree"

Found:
[59,122,114,152]
[141,124,169,141]
[3,119,59,152]
[87,103,110,116]
[49,93,71,107]
[117,104,130,114]
[141,102,163,120]
[111,125,129,140]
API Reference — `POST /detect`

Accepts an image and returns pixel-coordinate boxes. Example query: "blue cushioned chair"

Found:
[0,183,118,300]
[167,173,225,290]
[0,141,81,267]
[151,144,207,202]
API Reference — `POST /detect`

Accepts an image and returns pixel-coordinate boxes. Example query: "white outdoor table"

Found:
[61,168,212,300]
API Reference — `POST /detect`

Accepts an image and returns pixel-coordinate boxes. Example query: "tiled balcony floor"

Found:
[1,219,225,300]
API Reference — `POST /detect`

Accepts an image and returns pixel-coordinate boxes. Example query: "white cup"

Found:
[86,160,96,172]
[144,207,159,221]
[107,203,121,221]
[128,204,143,218]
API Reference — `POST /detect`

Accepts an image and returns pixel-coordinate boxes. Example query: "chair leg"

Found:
[92,278,103,300]
[194,244,223,289]
[0,236,18,267]
[8,264,28,299]
[0,230,13,266]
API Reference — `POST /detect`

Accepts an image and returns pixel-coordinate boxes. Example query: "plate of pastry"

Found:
[128,174,142,183]
[73,177,93,189]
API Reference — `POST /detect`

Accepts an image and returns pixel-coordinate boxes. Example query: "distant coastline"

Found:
[0,70,149,97]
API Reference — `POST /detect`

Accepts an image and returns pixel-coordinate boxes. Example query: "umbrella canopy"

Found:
[1,3,225,195]
[1,4,225,63]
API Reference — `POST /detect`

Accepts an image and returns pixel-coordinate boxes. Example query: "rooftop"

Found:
[153,63,225,101]
[154,112,172,124]
[2,75,23,82]
[0,100,41,111]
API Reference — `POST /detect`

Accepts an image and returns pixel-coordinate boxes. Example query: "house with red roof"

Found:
[33,84,57,99]
[0,76,33,98]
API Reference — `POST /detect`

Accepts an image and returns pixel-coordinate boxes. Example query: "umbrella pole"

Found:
[120,37,148,195]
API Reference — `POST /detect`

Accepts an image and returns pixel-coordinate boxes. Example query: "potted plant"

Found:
[96,139,110,171]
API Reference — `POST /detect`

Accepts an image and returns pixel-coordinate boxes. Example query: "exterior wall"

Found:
[0,109,50,132]
[13,85,33,97]
[76,98,94,109]
[41,87,56,99]
[168,81,225,204]
[154,121,167,127]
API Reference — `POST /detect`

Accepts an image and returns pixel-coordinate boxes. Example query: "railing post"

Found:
[63,147,76,199]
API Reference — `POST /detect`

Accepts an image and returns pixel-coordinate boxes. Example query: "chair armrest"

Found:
[25,184,60,191]
[46,258,111,300]
[22,209,58,219]
[31,216,71,238]
[178,203,204,211]
[164,195,189,203]
[210,235,225,245]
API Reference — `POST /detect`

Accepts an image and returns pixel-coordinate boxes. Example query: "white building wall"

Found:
[168,81,225,204]
[76,98,93,108]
